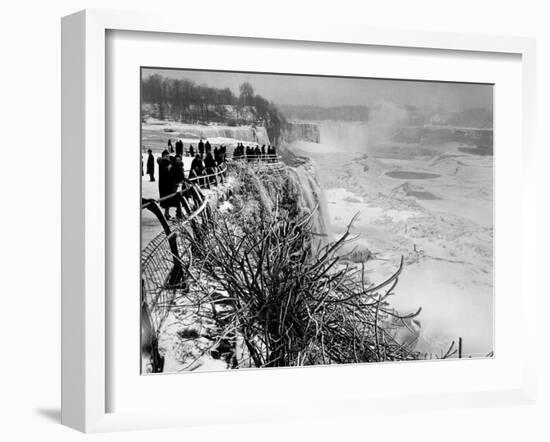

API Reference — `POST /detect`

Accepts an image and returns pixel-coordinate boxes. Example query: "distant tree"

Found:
[239,82,255,106]
[221,88,236,105]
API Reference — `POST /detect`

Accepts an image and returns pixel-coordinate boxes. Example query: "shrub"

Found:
[178,198,421,368]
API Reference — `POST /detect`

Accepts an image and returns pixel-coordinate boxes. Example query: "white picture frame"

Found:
[61,9,537,433]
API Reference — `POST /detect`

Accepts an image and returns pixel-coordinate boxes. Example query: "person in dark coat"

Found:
[254,145,261,160]
[156,150,173,218]
[190,154,204,179]
[175,139,183,157]
[203,152,217,185]
[198,139,205,157]
[146,149,155,182]
[261,144,266,159]
[169,155,185,219]
[171,155,185,183]
[205,140,212,155]
[233,143,242,160]
[204,152,216,170]
[168,139,174,154]
[268,145,277,162]
[214,147,221,165]
[189,144,195,157]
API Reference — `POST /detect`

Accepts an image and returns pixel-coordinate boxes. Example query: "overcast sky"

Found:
[143,68,493,111]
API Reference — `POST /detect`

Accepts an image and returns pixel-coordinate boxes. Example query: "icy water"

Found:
[385,171,441,180]
[288,121,494,358]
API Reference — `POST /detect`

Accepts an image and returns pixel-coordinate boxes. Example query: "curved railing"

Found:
[232,154,285,172]
[187,162,227,188]
[232,154,280,162]
[140,157,284,372]
[141,162,228,353]
[141,184,208,333]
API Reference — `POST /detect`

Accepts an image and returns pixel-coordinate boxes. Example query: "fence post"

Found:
[180,193,193,216]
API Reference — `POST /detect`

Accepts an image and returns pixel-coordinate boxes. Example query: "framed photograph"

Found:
[61,9,537,432]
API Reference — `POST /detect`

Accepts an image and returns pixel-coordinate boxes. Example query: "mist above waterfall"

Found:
[367,101,408,147]
[314,101,409,154]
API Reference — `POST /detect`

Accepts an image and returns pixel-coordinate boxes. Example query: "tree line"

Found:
[278,104,371,122]
[141,74,287,143]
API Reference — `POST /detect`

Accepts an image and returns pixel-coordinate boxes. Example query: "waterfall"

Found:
[157,122,271,146]
[288,162,331,238]
[234,158,331,239]
[192,126,270,145]
[317,121,369,152]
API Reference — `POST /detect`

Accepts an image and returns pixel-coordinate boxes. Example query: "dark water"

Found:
[407,190,440,200]
[386,171,441,180]
[458,146,493,156]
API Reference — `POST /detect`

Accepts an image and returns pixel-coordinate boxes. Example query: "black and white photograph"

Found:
[3,0,548,438]
[140,68,494,374]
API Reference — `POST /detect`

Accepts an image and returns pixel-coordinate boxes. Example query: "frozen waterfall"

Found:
[288,163,331,238]
[317,121,369,152]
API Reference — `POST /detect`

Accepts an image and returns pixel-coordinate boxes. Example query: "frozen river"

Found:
[287,127,494,358]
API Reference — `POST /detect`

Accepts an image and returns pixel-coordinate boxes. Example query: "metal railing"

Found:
[141,184,208,332]
[232,154,280,163]
[187,163,227,188]
[140,157,284,372]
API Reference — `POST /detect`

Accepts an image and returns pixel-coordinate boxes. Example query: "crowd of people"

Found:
[143,138,227,220]
[143,138,279,220]
[164,138,227,161]
[232,143,277,162]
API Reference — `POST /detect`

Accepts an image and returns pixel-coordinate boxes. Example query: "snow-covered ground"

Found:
[288,130,494,358]
[142,118,270,153]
